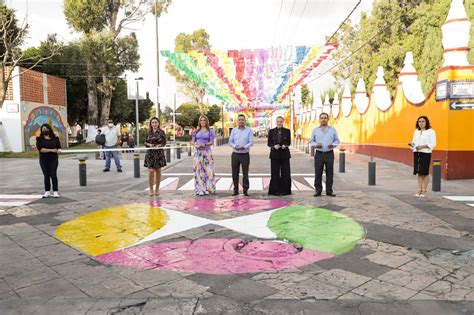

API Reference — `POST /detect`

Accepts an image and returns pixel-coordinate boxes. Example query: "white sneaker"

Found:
[42,191,52,198]
[53,191,60,198]
[198,192,204,196]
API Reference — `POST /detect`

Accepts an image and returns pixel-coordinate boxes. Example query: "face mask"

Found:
[42,131,50,136]
[108,123,113,128]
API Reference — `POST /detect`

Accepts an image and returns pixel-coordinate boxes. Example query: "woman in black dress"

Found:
[36,124,61,198]
[144,117,167,196]
[267,116,292,196]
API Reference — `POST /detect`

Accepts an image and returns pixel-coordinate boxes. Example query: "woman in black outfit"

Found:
[267,116,292,196]
[36,124,61,198]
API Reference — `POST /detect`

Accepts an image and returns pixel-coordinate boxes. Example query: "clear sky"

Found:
[7,0,372,109]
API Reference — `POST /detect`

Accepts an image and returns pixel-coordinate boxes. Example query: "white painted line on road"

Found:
[249,178,263,191]
[145,177,179,191]
[443,196,474,202]
[162,173,316,176]
[304,177,326,191]
[467,204,474,207]
[178,179,195,191]
[0,201,29,207]
[0,194,42,199]
[216,178,233,191]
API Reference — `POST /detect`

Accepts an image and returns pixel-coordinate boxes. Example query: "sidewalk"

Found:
[0,140,473,313]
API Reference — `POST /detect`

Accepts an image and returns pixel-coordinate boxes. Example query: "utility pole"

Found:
[135,77,143,145]
[154,0,160,119]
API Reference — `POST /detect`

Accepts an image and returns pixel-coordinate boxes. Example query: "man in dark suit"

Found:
[267,116,292,196]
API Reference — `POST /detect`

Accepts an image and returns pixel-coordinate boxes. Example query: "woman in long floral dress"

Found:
[144,117,167,196]
[192,115,216,196]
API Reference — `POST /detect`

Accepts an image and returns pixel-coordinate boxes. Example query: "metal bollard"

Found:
[311,146,315,157]
[339,149,346,173]
[177,146,181,159]
[432,159,441,192]
[305,143,309,154]
[133,154,140,178]
[188,145,192,156]
[368,158,376,186]
[165,147,171,162]
[79,158,87,186]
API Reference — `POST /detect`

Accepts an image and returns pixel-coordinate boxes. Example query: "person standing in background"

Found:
[102,119,122,172]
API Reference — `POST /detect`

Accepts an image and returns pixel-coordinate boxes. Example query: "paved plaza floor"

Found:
[0,139,473,314]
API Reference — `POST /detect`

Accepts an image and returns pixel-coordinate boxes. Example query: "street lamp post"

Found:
[172,93,182,142]
[154,0,160,119]
[135,77,143,146]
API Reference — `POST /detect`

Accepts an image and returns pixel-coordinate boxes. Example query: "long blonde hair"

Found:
[196,115,209,132]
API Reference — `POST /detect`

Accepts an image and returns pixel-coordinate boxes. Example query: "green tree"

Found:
[161,106,174,124]
[207,104,221,126]
[300,84,312,106]
[109,80,153,125]
[175,103,201,127]
[166,29,211,104]
[331,0,456,96]
[21,37,89,125]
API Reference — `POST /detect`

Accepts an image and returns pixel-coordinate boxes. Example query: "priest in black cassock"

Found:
[267,116,292,196]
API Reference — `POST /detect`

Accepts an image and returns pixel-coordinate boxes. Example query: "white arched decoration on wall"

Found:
[399,52,425,104]
[373,66,392,111]
[332,92,340,119]
[354,78,369,114]
[341,82,352,117]
[442,0,471,67]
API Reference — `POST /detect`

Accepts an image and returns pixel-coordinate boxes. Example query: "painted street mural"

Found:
[55,198,365,274]
[24,106,67,151]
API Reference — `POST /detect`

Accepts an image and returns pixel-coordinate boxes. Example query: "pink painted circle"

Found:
[150,198,292,213]
[96,239,334,274]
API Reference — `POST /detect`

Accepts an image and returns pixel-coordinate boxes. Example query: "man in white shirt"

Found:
[102,119,122,172]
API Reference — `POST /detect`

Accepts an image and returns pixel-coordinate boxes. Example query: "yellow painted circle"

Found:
[55,203,168,256]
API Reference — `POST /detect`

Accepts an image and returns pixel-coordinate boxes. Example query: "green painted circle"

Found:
[268,206,365,255]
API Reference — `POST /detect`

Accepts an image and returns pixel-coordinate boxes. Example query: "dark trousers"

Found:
[269,158,292,195]
[314,151,334,194]
[231,152,250,192]
[39,157,59,191]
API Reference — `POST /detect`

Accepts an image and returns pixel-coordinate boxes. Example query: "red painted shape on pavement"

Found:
[96,239,334,274]
[150,198,292,213]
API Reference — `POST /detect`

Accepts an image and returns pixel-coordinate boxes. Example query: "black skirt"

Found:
[413,152,431,176]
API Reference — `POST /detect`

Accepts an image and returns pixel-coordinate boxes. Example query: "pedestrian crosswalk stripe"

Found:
[444,196,474,202]
[468,204,474,207]
[145,177,328,192]
[0,195,42,207]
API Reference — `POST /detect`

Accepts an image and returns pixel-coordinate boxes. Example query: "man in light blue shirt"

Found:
[229,114,253,196]
[309,112,340,197]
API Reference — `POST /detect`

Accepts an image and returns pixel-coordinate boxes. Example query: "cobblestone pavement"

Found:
[1,140,473,314]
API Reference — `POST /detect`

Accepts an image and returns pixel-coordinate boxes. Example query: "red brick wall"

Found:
[18,68,66,106]
[5,80,13,100]
[20,68,44,103]
[47,75,66,106]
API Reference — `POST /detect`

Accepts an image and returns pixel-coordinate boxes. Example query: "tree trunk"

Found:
[86,60,99,126]
[99,75,113,126]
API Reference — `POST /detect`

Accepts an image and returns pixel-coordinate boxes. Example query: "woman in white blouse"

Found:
[410,116,436,198]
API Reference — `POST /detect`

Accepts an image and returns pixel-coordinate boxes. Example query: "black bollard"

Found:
[432,159,441,192]
[79,158,87,186]
[311,145,315,157]
[177,146,181,159]
[188,145,192,156]
[305,143,309,154]
[133,154,140,178]
[368,158,376,186]
[165,147,171,163]
[339,149,346,173]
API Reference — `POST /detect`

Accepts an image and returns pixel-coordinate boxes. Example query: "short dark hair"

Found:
[319,113,329,119]
[238,114,246,119]
[416,116,431,130]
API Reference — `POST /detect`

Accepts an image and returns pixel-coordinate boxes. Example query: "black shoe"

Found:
[232,191,239,196]
[117,168,123,173]
[243,190,249,196]
[103,168,110,172]
[313,192,321,197]
[326,193,336,197]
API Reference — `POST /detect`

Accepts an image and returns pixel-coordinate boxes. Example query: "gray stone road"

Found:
[0,140,473,314]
